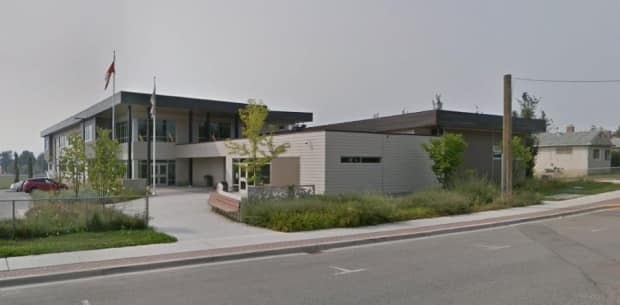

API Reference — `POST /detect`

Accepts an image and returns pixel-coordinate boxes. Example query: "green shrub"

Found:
[453,176,499,205]
[0,202,146,239]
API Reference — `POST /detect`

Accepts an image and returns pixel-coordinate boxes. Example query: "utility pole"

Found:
[502,74,513,198]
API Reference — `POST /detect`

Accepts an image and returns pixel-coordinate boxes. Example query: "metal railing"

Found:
[246,184,316,202]
[0,195,149,239]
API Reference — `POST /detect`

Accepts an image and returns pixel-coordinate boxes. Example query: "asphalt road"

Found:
[2,210,620,305]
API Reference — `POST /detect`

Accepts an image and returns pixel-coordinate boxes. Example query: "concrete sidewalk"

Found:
[2,190,620,285]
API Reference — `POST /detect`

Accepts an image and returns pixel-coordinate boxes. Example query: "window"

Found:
[156,120,176,142]
[84,124,93,142]
[340,156,382,163]
[115,121,128,143]
[605,149,611,161]
[137,119,176,142]
[232,158,271,189]
[556,147,573,154]
[593,148,601,160]
[198,120,232,142]
[492,145,502,160]
[138,120,148,142]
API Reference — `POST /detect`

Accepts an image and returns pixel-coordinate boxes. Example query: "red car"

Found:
[22,178,68,193]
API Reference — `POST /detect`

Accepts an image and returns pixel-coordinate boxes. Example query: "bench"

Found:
[208,191,241,221]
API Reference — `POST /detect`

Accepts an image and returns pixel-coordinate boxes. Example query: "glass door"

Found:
[156,163,168,185]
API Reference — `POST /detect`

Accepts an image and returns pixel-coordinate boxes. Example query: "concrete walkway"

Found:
[2,189,620,282]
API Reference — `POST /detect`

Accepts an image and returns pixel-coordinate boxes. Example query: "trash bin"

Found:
[204,175,214,187]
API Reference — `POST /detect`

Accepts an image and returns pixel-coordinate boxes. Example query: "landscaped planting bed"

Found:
[242,178,618,232]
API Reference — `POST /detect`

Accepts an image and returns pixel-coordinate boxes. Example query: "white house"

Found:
[535,126,613,177]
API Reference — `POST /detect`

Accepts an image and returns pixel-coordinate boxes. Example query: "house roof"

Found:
[537,130,613,147]
[41,91,313,137]
[301,110,547,134]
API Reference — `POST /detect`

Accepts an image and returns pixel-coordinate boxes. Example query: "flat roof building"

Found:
[42,94,546,194]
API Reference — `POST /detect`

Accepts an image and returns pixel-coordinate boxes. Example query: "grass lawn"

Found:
[521,178,620,198]
[0,230,176,257]
[0,175,16,189]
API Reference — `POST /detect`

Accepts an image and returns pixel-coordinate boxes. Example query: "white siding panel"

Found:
[177,131,327,193]
[325,132,437,194]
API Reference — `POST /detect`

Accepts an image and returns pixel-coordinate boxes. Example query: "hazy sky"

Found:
[2,0,620,153]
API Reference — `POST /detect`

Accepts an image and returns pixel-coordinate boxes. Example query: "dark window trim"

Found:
[340,156,382,164]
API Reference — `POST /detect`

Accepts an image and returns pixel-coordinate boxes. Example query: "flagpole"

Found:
[111,50,116,140]
[152,76,157,195]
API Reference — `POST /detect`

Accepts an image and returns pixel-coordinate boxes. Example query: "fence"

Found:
[246,184,316,202]
[0,195,149,239]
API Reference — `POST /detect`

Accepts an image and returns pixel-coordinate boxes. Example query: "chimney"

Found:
[566,124,575,134]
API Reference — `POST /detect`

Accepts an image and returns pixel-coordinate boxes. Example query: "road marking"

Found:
[329,265,366,276]
[81,300,91,305]
[474,243,512,251]
[591,227,607,233]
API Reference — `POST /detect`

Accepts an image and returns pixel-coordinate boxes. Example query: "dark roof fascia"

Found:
[303,110,438,133]
[40,93,118,137]
[121,91,312,122]
[436,110,547,133]
[41,91,313,137]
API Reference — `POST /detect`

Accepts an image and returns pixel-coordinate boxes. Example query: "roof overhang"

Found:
[41,91,313,137]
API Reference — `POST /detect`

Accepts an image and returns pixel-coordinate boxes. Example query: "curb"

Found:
[1,202,618,287]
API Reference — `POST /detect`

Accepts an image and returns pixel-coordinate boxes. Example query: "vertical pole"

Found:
[112,50,116,140]
[145,193,150,226]
[152,77,157,195]
[127,105,133,178]
[502,74,513,198]
[11,200,16,239]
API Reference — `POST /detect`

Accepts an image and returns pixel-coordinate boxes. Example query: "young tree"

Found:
[517,92,540,119]
[225,99,290,185]
[35,153,48,175]
[13,152,19,182]
[89,128,126,197]
[511,136,533,183]
[27,156,33,178]
[422,133,467,188]
[60,133,87,198]
[432,94,443,110]
[517,92,546,177]
[0,151,12,174]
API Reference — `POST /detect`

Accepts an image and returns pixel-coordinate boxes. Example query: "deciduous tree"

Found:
[60,133,87,197]
[422,133,467,188]
[88,128,126,197]
[226,100,289,185]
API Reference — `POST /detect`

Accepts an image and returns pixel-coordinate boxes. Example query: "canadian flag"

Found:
[104,59,115,90]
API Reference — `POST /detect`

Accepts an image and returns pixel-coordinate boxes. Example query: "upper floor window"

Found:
[137,119,176,142]
[115,121,129,143]
[84,124,93,142]
[198,120,232,142]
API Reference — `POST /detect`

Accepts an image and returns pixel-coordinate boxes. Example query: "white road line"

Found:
[81,300,91,305]
[474,243,512,251]
[329,265,366,276]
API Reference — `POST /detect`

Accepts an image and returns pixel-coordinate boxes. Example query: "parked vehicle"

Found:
[9,180,24,192]
[22,178,67,193]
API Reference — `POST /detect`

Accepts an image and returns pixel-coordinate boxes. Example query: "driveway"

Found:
[145,187,275,241]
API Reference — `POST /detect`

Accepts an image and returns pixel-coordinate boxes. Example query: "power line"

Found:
[514,77,620,83]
